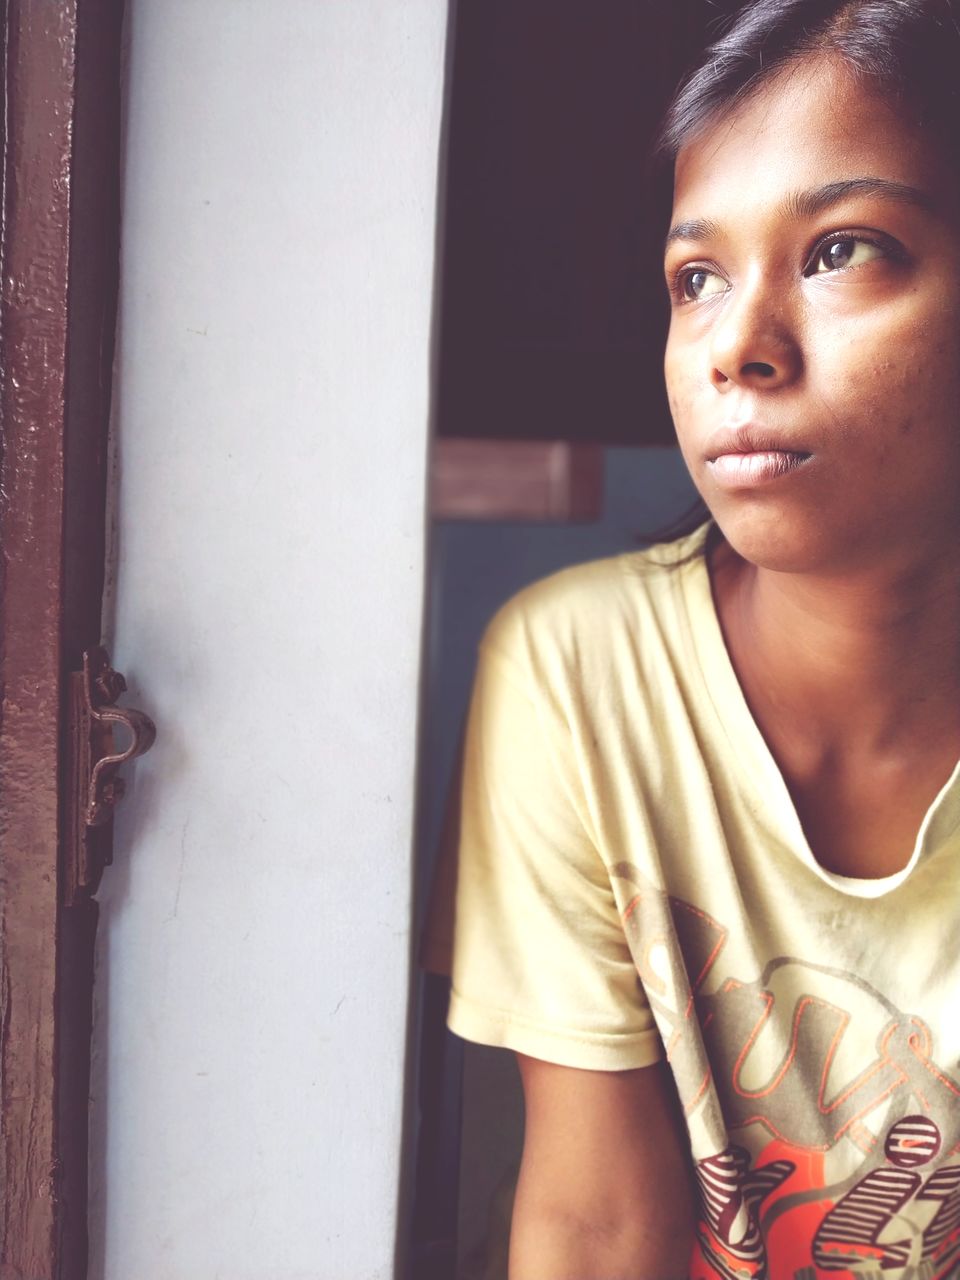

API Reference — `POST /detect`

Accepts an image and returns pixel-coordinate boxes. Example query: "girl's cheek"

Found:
[664,350,700,412]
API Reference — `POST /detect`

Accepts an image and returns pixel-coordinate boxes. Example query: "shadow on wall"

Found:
[416,445,698,1279]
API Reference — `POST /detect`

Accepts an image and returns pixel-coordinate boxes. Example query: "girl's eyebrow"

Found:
[664,177,934,254]
[783,176,935,219]
[664,217,721,252]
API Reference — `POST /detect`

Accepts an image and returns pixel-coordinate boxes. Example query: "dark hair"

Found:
[659,0,960,165]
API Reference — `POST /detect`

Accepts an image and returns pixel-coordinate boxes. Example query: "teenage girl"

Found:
[427,2,960,1275]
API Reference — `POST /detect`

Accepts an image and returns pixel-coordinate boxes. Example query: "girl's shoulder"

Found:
[480,522,713,675]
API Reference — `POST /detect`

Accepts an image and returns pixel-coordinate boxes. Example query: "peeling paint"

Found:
[1,1,124,1276]
[1,1,78,1273]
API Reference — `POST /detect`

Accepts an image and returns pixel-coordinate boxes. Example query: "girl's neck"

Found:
[710,537,960,757]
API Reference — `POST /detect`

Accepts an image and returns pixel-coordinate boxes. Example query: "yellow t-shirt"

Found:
[431,523,960,1280]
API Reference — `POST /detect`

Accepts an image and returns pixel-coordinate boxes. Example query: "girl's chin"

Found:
[707,511,851,576]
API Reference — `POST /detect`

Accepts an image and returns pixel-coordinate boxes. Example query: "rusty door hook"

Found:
[65,645,157,904]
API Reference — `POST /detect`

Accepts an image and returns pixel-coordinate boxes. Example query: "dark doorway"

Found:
[436,0,730,448]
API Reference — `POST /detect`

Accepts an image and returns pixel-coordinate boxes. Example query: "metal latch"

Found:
[64,646,156,906]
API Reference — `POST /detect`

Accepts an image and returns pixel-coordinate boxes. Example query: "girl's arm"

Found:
[510,1055,696,1280]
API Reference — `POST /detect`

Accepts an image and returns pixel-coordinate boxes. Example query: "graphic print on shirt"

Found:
[613,862,960,1280]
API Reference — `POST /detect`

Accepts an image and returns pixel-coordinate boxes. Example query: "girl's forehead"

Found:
[670,55,952,219]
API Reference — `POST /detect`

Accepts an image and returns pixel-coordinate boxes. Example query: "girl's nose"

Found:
[709,286,802,392]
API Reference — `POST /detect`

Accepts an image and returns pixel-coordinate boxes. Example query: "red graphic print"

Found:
[611,869,960,1280]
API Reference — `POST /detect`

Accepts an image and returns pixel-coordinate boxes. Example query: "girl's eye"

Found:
[808,237,884,274]
[677,267,727,302]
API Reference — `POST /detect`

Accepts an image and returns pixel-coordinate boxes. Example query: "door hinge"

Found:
[64,646,156,906]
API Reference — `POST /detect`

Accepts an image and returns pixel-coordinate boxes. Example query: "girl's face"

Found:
[664,55,960,576]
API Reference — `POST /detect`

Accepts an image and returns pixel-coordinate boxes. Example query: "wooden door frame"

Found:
[0,2,124,1276]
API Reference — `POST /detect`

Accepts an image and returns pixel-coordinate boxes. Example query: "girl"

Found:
[428,1,960,1275]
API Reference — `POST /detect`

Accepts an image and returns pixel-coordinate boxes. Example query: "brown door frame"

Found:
[0,2,124,1277]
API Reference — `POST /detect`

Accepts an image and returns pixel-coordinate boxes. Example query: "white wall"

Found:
[89,3,447,1277]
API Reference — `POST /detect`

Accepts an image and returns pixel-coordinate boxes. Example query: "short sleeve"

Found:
[444,626,663,1072]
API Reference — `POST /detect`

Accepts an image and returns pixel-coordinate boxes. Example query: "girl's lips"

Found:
[707,449,812,486]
